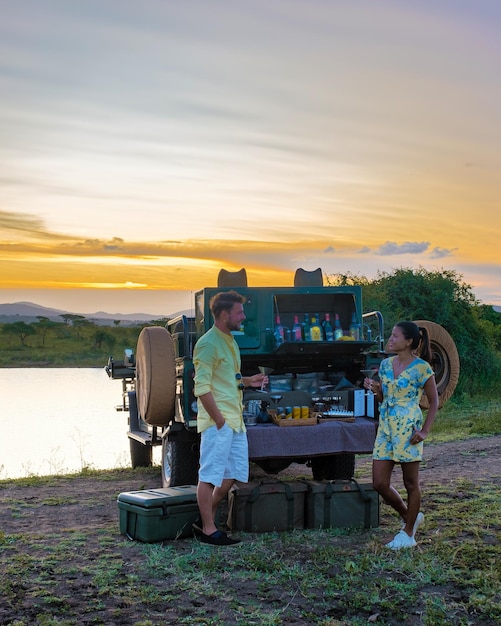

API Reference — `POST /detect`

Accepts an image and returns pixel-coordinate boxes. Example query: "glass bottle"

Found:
[334,313,343,340]
[274,315,287,346]
[323,313,334,341]
[349,312,361,340]
[302,313,311,342]
[292,315,303,341]
[309,315,322,341]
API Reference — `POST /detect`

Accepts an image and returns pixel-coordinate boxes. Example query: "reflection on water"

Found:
[0,368,160,480]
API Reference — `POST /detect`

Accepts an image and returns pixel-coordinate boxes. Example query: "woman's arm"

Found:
[410,375,439,444]
[420,375,439,436]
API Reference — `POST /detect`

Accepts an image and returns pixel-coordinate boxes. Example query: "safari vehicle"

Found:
[105,268,459,487]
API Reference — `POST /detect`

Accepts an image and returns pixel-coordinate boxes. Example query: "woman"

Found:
[364,321,438,550]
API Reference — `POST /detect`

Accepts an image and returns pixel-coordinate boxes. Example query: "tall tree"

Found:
[34,316,61,347]
[2,321,37,346]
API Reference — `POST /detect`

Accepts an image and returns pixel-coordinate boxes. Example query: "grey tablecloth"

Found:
[246,417,377,459]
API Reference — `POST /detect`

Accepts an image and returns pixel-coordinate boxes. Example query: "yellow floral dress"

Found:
[373,356,434,463]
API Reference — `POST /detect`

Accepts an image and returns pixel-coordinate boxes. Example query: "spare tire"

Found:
[413,320,460,409]
[136,326,176,426]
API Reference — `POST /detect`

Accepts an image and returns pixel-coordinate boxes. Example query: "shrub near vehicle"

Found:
[105,268,460,487]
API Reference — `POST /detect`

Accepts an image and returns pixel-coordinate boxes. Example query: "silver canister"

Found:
[246,400,261,416]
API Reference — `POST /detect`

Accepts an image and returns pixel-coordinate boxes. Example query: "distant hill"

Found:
[2,300,498,326]
[0,301,166,326]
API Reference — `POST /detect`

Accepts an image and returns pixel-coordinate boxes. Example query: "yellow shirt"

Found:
[193,326,245,433]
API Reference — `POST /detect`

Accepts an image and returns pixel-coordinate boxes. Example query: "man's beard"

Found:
[227,321,241,332]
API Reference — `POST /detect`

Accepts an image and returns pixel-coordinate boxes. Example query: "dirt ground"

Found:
[0,434,500,625]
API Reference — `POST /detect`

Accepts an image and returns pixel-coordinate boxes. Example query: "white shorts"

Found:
[199,423,248,487]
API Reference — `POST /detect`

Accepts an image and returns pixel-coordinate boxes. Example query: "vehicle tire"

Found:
[129,438,152,468]
[310,453,355,480]
[135,326,176,426]
[412,320,460,409]
[162,438,199,487]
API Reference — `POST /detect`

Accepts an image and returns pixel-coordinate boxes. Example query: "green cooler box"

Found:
[117,485,199,542]
[304,479,379,529]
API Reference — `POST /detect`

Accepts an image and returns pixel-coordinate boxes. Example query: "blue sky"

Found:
[1,0,500,314]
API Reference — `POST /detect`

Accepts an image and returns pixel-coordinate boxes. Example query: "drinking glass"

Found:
[258,366,273,391]
[360,369,378,396]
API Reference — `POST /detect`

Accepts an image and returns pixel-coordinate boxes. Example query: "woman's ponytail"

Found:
[418,326,432,364]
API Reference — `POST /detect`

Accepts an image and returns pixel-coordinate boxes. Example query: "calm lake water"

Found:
[1,368,160,480]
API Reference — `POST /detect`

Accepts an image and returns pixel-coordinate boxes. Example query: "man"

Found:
[193,290,266,545]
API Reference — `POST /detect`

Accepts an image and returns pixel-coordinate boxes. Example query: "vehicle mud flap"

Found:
[130,439,152,468]
[128,391,152,468]
[128,391,140,431]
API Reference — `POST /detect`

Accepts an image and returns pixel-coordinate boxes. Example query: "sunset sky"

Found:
[1,0,500,316]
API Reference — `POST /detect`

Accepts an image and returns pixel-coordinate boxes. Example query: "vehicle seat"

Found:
[217,268,248,287]
[294,267,323,286]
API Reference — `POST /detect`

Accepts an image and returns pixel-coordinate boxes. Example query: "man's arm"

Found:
[242,373,267,388]
[197,391,226,429]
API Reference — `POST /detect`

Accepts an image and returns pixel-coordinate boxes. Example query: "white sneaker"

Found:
[386,530,417,550]
[412,512,425,537]
[401,512,425,537]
